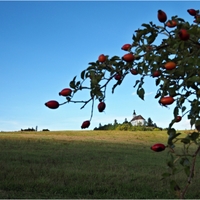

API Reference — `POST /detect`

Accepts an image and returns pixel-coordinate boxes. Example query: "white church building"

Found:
[130,110,146,126]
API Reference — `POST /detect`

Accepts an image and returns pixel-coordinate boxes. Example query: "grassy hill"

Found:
[0,130,199,199]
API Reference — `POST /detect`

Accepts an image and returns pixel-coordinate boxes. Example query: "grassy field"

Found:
[0,130,200,199]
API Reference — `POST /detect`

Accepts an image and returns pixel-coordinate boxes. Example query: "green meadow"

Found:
[0,130,200,199]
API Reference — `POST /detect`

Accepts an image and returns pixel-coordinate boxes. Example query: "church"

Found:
[130,110,146,126]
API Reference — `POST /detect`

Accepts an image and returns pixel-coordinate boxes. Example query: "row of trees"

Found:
[94,117,162,131]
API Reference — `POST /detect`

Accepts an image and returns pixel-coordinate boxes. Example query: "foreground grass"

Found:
[0,130,199,198]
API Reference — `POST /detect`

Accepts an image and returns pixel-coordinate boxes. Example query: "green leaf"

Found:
[93,89,103,99]
[132,34,136,41]
[160,172,171,180]
[88,62,97,66]
[87,66,96,70]
[154,91,161,99]
[137,88,145,100]
[189,132,199,141]
[181,138,190,144]
[168,132,181,141]
[141,23,151,29]
[195,120,200,127]
[85,71,90,78]
[167,128,176,136]
[167,160,174,169]
[187,76,200,84]
[147,32,157,44]
[69,76,77,89]
[110,56,121,61]
[177,17,185,22]
[135,47,143,55]
[155,78,161,86]
[180,157,190,167]
[182,106,186,113]
[170,180,180,191]
[80,70,85,79]
[76,81,80,88]
[190,117,196,127]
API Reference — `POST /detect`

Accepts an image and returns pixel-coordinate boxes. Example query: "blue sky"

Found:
[0,1,199,131]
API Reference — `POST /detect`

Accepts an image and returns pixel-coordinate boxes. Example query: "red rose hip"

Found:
[121,44,131,51]
[98,102,106,112]
[81,120,90,129]
[114,74,122,80]
[45,100,59,109]
[151,143,166,152]
[59,88,72,96]
[175,116,182,122]
[187,9,197,16]
[178,29,190,41]
[130,69,138,75]
[122,53,135,62]
[98,54,106,63]
[157,10,167,23]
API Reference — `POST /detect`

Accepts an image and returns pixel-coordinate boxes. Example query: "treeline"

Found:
[94,118,163,131]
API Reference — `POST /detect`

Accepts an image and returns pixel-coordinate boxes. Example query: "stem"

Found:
[90,98,94,121]
[180,145,200,199]
[182,110,191,118]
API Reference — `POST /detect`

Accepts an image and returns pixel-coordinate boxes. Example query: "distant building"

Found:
[130,110,145,126]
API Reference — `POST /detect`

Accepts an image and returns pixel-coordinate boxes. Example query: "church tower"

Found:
[133,110,136,118]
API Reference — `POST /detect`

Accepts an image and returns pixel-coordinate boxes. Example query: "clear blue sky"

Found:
[0,1,199,131]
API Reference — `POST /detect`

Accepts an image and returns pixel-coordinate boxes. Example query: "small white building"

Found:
[130,110,145,126]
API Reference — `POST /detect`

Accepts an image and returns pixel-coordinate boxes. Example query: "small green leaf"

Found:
[182,106,186,113]
[81,70,85,79]
[170,180,180,191]
[187,76,200,84]
[87,66,96,70]
[190,117,196,127]
[180,157,190,167]
[167,160,174,168]
[160,172,171,180]
[147,32,157,44]
[167,128,176,136]
[88,62,97,65]
[189,132,199,141]
[154,91,161,99]
[76,81,80,88]
[137,88,145,100]
[181,138,190,144]
[168,132,181,141]
[69,76,77,89]
[110,56,121,61]
[155,78,161,86]
[142,23,151,29]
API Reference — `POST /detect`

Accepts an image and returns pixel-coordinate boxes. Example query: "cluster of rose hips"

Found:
[158,9,199,41]
[45,9,198,152]
[45,88,106,129]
